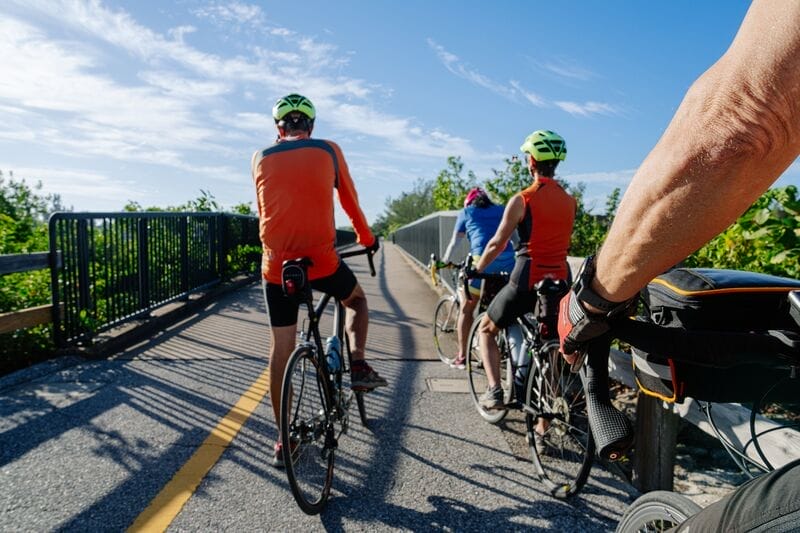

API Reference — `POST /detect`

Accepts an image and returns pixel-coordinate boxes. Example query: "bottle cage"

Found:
[281,257,312,297]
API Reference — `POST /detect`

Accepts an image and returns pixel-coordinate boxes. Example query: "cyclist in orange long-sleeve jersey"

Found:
[252,93,387,468]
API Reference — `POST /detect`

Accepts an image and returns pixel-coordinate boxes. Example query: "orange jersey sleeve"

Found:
[329,141,375,248]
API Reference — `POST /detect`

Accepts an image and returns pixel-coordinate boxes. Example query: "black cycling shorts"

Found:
[263,261,358,327]
[486,257,536,328]
[676,458,800,532]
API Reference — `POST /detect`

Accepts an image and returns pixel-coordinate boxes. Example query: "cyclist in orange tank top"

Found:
[471,130,576,413]
[252,93,387,468]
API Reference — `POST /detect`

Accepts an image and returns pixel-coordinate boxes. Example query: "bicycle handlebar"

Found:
[340,246,376,277]
[460,255,510,301]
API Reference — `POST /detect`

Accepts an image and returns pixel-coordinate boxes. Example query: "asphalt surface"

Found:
[0,242,635,532]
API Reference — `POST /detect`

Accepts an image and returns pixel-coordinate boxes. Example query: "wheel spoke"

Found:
[526,344,594,497]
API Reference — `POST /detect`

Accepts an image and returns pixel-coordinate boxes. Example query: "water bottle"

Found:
[506,325,530,401]
[325,336,342,374]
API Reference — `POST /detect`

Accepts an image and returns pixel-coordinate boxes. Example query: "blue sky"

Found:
[1,1,798,226]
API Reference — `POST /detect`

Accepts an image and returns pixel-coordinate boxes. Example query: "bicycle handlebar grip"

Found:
[579,336,634,461]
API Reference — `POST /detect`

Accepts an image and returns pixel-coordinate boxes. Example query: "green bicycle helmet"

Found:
[520,130,567,162]
[272,93,316,122]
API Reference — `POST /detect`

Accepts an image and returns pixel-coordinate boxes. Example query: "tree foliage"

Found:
[372,178,436,236]
[568,184,621,257]
[124,189,227,213]
[431,156,476,211]
[0,171,65,374]
[685,185,799,278]
[483,157,530,204]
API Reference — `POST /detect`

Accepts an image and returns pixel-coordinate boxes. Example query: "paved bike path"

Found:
[0,242,632,531]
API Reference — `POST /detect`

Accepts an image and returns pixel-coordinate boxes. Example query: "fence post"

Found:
[180,217,189,293]
[217,214,226,280]
[76,219,91,320]
[49,216,64,347]
[632,394,680,491]
[137,218,149,309]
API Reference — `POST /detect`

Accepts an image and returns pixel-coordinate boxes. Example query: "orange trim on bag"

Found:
[649,278,799,297]
[634,376,678,403]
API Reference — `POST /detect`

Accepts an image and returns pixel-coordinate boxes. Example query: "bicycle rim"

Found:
[526,342,594,498]
[466,312,508,424]
[280,346,334,515]
[433,296,459,365]
[615,490,701,532]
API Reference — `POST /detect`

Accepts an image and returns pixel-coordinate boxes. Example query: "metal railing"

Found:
[391,210,462,265]
[49,212,261,347]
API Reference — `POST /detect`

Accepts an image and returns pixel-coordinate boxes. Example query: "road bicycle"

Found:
[278,247,376,515]
[463,260,594,498]
[429,254,505,366]
[572,268,800,531]
[429,255,463,365]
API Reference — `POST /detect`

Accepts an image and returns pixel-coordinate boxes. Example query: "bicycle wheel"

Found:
[466,312,509,424]
[433,296,460,365]
[615,490,702,532]
[280,345,334,515]
[526,338,594,498]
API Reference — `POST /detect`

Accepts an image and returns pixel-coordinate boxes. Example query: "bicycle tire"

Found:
[526,339,594,498]
[433,296,460,365]
[615,490,702,532]
[280,345,335,515]
[466,312,510,424]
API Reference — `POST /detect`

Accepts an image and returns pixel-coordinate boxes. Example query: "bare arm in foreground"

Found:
[593,0,800,304]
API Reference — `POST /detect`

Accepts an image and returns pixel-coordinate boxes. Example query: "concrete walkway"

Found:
[0,243,633,532]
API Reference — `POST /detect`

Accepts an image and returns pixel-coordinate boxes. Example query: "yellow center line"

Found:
[128,366,271,533]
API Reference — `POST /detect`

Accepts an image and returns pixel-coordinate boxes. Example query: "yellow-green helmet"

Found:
[520,130,567,162]
[272,93,316,122]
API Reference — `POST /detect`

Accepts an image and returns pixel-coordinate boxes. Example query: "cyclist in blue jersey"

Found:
[441,187,515,369]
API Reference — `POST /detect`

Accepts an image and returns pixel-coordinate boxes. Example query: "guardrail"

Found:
[392,213,800,492]
[48,212,262,347]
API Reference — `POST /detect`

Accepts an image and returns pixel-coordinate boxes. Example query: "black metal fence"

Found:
[48,212,261,347]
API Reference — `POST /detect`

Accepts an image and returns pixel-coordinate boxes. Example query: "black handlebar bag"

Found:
[632,268,800,404]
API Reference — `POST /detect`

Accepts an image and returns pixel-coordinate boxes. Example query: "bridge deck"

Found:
[0,243,632,531]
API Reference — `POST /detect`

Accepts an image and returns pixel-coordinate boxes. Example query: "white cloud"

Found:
[139,71,231,98]
[554,100,619,117]
[564,168,636,185]
[538,60,594,81]
[193,2,265,28]
[427,39,516,101]
[429,39,618,118]
[12,166,147,207]
[510,80,546,108]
